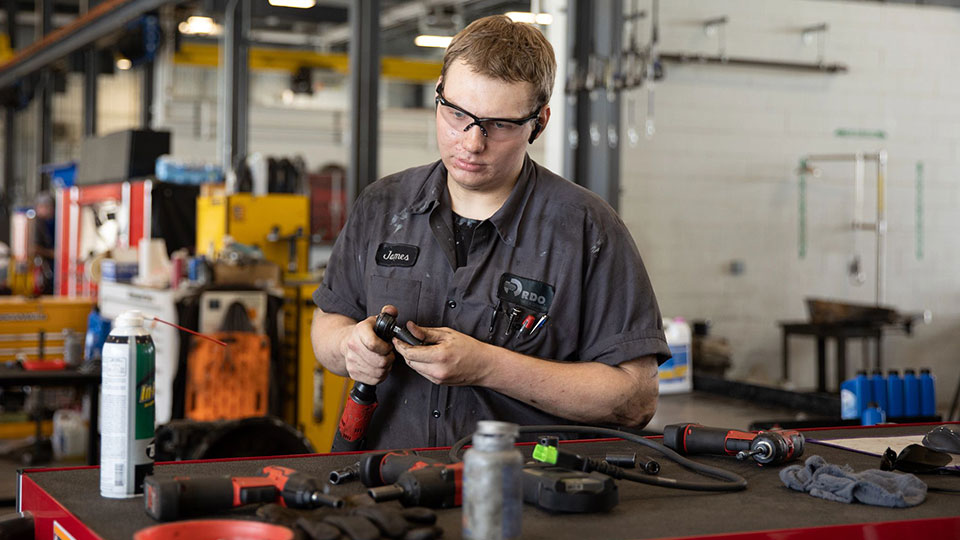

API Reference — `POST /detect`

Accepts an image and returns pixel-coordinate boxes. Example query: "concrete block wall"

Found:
[620,0,960,405]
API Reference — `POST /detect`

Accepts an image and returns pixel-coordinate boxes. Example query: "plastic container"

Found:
[463,421,523,540]
[100,310,156,498]
[919,368,936,417]
[39,161,77,188]
[869,369,887,415]
[886,370,904,418]
[84,307,112,362]
[134,520,294,540]
[155,155,224,185]
[840,371,871,420]
[52,409,87,461]
[861,402,886,426]
[659,318,693,394]
[903,369,920,418]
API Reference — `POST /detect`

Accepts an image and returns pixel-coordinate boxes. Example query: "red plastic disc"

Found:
[133,520,294,540]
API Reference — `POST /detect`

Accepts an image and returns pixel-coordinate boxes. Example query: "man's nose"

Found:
[461,124,487,152]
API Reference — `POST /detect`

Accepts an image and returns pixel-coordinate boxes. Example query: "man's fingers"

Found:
[394,338,438,365]
[380,304,399,317]
[346,351,394,384]
[407,321,428,343]
[358,323,393,355]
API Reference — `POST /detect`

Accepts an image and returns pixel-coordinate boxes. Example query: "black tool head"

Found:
[374,312,425,347]
[374,312,397,341]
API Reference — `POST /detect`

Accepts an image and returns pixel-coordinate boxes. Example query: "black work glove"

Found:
[256,503,442,540]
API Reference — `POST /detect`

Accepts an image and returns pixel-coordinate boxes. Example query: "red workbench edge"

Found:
[19,473,105,540]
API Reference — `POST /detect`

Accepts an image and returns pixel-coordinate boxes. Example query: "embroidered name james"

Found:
[376,243,419,267]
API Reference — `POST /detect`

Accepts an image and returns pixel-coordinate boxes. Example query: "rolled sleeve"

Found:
[581,328,671,367]
[313,285,365,322]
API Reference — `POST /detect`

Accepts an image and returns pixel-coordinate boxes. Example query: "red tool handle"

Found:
[331,382,378,452]
[663,423,755,456]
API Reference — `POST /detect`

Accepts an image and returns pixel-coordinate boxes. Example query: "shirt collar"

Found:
[487,154,535,247]
[406,156,536,247]
[407,161,446,216]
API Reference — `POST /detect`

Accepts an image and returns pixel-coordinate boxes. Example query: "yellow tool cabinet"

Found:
[196,193,310,274]
[285,281,348,453]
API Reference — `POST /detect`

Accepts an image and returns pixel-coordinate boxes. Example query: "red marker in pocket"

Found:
[515,315,536,340]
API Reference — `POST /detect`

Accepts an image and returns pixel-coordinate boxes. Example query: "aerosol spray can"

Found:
[100,310,155,498]
[463,421,523,540]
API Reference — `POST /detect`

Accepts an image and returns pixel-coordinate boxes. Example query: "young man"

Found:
[311,15,670,450]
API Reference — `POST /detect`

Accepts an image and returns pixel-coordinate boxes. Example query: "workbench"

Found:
[17,423,960,540]
[780,321,884,392]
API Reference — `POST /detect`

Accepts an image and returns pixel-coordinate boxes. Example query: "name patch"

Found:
[497,273,555,312]
[376,243,419,267]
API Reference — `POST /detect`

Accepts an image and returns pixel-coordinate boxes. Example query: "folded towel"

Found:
[780,455,927,507]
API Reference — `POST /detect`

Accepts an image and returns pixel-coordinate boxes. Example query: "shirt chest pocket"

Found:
[367,274,422,323]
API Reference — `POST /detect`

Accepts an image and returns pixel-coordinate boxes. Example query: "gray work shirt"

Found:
[314,155,670,450]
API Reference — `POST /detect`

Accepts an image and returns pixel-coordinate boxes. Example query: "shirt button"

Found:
[432,410,441,418]
[447,300,457,309]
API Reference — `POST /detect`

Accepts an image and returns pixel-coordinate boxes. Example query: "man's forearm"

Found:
[479,347,660,427]
[310,308,356,377]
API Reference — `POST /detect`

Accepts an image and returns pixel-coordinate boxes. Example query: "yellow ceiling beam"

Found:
[173,42,440,83]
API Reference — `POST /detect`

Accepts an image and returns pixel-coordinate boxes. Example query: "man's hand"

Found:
[393,323,493,386]
[340,305,399,385]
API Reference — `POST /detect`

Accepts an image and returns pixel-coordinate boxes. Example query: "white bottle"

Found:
[463,421,523,540]
[100,310,156,498]
[660,317,693,394]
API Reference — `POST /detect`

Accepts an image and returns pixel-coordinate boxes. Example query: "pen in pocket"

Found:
[529,314,549,337]
[488,300,502,335]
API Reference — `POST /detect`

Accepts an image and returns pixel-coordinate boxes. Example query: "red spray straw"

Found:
[152,317,227,347]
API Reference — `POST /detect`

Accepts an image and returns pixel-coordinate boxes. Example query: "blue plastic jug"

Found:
[919,369,936,416]
[903,369,920,417]
[861,403,886,426]
[869,369,887,415]
[886,370,904,418]
[840,371,871,419]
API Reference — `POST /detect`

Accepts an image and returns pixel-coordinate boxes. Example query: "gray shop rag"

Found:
[779,455,927,507]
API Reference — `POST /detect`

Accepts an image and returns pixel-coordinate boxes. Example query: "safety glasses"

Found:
[435,84,542,143]
[880,444,952,474]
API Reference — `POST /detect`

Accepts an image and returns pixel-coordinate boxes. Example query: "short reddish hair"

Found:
[441,15,556,109]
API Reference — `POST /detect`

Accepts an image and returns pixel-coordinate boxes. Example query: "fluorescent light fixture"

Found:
[178,16,221,36]
[268,0,316,8]
[116,58,132,70]
[505,11,553,25]
[415,35,453,48]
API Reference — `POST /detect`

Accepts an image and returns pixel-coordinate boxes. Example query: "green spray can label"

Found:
[100,310,155,498]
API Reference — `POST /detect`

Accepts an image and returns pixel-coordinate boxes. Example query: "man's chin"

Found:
[447,169,490,191]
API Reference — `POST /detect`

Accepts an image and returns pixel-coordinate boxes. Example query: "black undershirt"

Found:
[452,212,481,269]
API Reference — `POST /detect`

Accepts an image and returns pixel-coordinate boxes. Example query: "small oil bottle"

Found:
[463,421,522,540]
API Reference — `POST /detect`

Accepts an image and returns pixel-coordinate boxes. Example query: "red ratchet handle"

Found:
[663,423,755,456]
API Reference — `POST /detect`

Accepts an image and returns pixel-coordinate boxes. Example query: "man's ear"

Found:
[528,106,551,144]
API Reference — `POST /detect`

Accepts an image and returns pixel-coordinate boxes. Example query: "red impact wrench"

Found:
[357,450,464,509]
